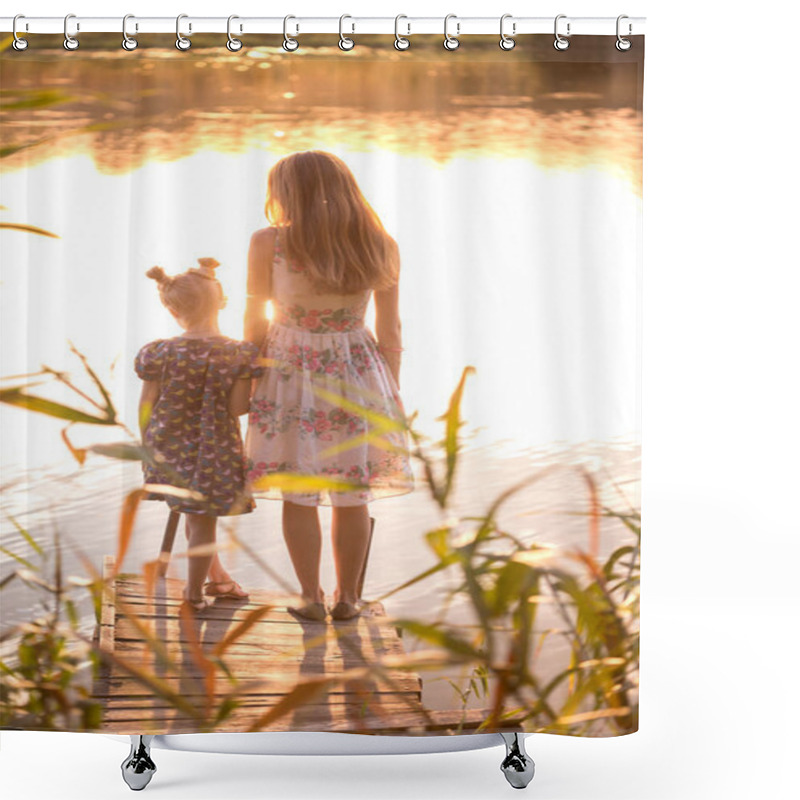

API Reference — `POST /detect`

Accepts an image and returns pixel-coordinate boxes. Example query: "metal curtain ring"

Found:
[12,14,28,51]
[176,14,191,50]
[499,13,515,50]
[122,14,138,51]
[616,14,632,51]
[394,14,410,50]
[554,14,570,51]
[227,15,243,51]
[443,13,460,51]
[283,15,299,51]
[64,13,79,51]
[339,14,354,50]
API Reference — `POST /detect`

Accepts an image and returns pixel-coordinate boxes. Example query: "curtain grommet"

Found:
[338,14,355,51]
[12,15,28,51]
[553,14,570,51]
[615,15,632,51]
[499,14,515,50]
[63,13,79,51]
[175,14,191,51]
[394,15,411,50]
[122,14,138,51]
[283,15,299,51]
[227,15,243,52]
[443,13,460,51]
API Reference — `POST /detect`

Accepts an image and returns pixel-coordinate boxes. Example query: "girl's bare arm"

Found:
[243,228,274,348]
[228,378,252,417]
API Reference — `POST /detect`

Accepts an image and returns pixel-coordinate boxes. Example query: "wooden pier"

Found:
[92,556,513,735]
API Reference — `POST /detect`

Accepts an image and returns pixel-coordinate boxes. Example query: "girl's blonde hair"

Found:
[146,258,226,325]
[265,151,400,294]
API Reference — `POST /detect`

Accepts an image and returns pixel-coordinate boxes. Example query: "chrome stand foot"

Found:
[500,733,535,789]
[121,735,157,791]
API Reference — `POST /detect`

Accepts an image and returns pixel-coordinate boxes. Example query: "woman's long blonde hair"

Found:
[265,151,400,294]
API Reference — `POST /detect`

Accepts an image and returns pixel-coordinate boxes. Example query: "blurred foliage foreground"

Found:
[0,344,639,736]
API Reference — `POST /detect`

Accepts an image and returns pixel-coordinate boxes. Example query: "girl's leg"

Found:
[183,513,217,602]
[185,518,229,584]
[331,503,371,606]
[282,500,324,603]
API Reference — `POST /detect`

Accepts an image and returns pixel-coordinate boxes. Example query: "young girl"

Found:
[244,151,414,622]
[136,258,264,613]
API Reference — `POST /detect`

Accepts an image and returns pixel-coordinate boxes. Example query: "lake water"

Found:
[0,39,642,715]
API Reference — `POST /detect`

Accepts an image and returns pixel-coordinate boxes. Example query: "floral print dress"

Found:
[135,336,264,516]
[245,227,415,506]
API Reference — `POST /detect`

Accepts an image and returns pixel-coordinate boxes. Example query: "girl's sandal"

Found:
[204,579,249,599]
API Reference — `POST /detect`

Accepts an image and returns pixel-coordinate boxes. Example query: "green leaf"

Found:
[0,388,115,425]
[0,89,74,111]
[435,366,475,507]
[88,442,147,461]
[0,546,36,571]
[603,545,635,580]
[3,512,44,557]
[251,472,366,494]
[425,527,453,560]
[82,701,104,730]
[393,619,483,661]
[487,559,531,616]
[67,341,116,421]
[375,559,453,602]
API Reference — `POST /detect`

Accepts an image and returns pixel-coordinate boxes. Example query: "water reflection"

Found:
[0,437,639,622]
[1,41,642,194]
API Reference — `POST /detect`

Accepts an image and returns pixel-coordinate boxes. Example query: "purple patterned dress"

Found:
[134,335,264,516]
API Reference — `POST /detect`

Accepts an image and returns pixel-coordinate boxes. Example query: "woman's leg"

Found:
[183,513,217,602]
[282,500,324,602]
[331,503,371,605]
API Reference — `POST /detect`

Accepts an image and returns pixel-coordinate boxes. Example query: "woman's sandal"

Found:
[203,579,249,599]
[329,600,361,621]
[287,594,327,622]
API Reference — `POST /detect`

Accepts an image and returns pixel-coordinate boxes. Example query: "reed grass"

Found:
[1,348,639,735]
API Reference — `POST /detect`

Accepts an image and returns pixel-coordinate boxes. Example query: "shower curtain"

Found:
[0,28,643,739]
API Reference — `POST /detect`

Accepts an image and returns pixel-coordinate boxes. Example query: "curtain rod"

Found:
[0,16,646,37]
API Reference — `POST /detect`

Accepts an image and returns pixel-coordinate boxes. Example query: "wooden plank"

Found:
[98,555,116,658]
[99,699,423,721]
[99,699,507,724]
[111,643,407,666]
[93,693,421,710]
[95,673,422,697]
[111,620,407,656]
[94,705,436,734]
[114,577,387,616]
[94,707,520,735]
[113,596,389,626]
[92,557,438,734]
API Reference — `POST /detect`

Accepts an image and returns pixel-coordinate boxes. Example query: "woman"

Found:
[243,151,414,622]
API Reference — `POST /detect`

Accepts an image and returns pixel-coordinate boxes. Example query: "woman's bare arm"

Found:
[243,228,275,348]
[374,240,403,388]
